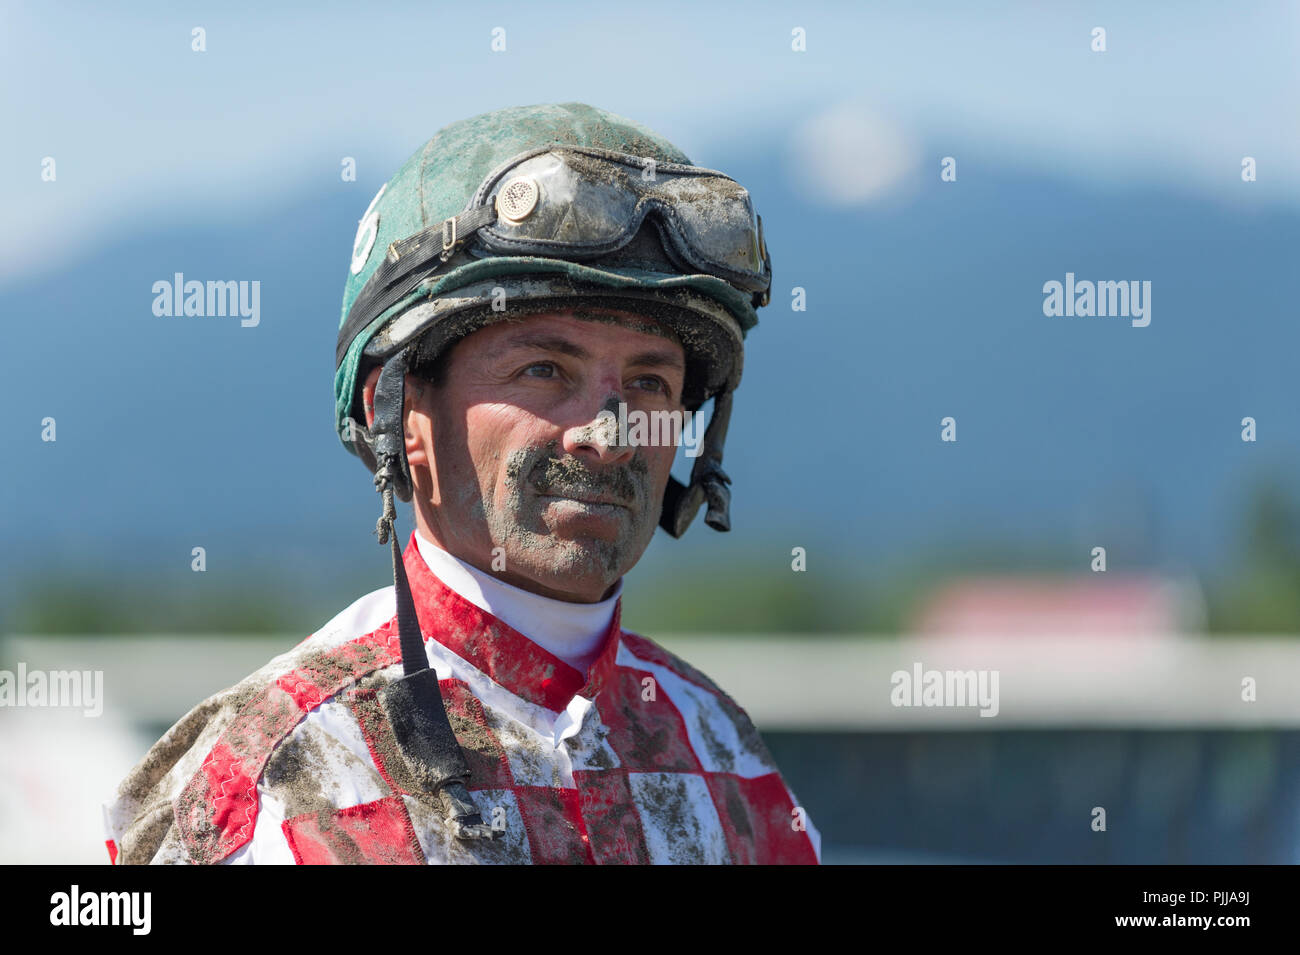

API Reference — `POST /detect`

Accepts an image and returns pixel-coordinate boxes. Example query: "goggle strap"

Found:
[337,204,498,368]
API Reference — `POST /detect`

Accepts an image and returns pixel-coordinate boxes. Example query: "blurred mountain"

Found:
[3,146,1298,630]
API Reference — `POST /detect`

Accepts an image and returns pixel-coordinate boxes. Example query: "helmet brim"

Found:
[338,265,747,464]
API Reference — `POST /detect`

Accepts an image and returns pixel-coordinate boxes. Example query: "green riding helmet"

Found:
[334,101,772,540]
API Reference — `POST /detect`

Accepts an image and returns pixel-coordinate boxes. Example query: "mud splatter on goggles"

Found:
[472,145,770,292]
[338,145,771,366]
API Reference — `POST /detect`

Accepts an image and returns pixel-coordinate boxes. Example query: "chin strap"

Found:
[659,390,734,538]
[369,348,495,841]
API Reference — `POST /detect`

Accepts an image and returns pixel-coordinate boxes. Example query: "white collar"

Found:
[413,529,622,674]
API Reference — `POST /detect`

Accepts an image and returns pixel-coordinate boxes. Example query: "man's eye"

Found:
[631,375,667,394]
[523,362,556,378]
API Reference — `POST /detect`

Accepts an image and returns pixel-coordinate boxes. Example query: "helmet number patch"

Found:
[351,183,387,275]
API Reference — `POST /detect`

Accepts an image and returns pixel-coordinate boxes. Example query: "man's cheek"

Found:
[643,447,675,494]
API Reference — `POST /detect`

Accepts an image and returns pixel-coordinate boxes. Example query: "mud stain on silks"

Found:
[629,771,726,864]
[262,712,387,818]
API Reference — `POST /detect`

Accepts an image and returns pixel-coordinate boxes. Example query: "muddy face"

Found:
[393,309,685,603]
[485,435,660,585]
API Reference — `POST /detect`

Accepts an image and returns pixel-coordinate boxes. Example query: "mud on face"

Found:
[484,438,661,593]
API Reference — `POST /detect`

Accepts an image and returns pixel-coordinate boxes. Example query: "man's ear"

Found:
[402,376,431,469]
[362,365,382,430]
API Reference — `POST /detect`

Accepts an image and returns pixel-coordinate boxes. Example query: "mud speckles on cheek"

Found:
[481,439,661,588]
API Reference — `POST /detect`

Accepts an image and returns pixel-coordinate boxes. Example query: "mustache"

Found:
[519,445,650,506]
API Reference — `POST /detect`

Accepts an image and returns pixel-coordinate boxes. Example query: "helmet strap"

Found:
[369,347,495,841]
[659,390,734,537]
[370,350,414,503]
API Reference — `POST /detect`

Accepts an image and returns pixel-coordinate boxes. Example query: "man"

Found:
[103,102,821,864]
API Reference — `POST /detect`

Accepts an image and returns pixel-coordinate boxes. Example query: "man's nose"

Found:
[561,392,634,464]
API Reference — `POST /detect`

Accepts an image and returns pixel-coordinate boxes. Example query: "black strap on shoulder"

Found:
[369,348,495,841]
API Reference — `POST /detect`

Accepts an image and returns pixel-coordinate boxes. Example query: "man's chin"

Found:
[497,528,640,602]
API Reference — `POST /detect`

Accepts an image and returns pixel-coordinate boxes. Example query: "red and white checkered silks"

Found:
[103,533,821,865]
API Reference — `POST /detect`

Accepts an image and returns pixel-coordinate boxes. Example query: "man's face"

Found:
[366,308,687,603]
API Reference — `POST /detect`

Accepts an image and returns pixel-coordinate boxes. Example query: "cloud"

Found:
[786,102,921,207]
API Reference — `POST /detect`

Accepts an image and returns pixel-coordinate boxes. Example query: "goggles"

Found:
[471,145,770,294]
[338,145,770,369]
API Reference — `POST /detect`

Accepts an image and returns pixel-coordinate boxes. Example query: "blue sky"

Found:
[4,1,1297,289]
[3,1,1298,587]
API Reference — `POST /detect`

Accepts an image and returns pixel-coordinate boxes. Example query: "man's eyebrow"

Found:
[499,333,589,360]
[499,333,685,370]
[626,349,685,371]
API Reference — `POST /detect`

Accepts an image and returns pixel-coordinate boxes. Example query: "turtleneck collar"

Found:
[413,528,622,675]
